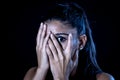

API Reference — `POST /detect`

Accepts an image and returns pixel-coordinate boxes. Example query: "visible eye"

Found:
[57,36,67,43]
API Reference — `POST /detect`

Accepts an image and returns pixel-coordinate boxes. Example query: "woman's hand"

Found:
[33,23,50,80]
[46,32,74,80]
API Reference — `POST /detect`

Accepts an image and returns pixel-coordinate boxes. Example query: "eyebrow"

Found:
[55,33,69,36]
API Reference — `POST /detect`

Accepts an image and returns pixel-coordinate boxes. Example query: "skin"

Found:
[45,20,81,80]
[24,20,114,80]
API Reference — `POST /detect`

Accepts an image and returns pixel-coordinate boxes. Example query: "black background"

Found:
[8,0,119,80]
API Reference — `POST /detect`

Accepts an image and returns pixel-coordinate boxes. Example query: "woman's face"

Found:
[45,20,79,54]
[45,20,87,75]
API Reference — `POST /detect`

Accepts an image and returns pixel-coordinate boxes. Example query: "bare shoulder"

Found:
[24,67,37,80]
[96,72,115,80]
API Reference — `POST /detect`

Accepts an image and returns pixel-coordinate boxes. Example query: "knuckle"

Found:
[55,59,59,63]
[60,57,64,61]
[56,46,60,50]
[47,52,51,56]
[51,46,56,52]
[59,54,64,60]
[36,46,42,51]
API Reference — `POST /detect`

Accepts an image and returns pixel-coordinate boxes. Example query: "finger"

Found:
[46,44,53,61]
[36,31,50,65]
[43,31,50,49]
[36,23,43,46]
[65,33,72,58]
[48,38,58,61]
[39,24,47,46]
[50,33,63,60]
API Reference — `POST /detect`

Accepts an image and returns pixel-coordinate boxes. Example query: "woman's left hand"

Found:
[46,32,74,80]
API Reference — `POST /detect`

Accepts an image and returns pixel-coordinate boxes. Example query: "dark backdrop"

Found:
[8,0,119,80]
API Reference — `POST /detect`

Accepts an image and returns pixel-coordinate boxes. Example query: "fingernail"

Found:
[69,33,72,38]
[40,22,43,26]
[44,24,46,28]
[51,33,53,37]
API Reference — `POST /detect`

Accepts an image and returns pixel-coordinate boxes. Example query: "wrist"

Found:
[37,66,48,71]
[33,67,48,80]
[36,67,48,76]
[54,76,68,80]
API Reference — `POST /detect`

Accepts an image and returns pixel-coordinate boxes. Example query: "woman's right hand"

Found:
[33,23,50,80]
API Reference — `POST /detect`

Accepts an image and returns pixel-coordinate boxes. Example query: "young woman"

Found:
[24,2,114,80]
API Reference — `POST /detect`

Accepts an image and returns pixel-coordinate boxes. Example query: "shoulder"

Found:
[96,72,115,80]
[24,67,37,80]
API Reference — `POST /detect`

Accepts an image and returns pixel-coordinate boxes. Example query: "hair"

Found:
[40,2,102,79]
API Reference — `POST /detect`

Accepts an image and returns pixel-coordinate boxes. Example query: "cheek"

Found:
[72,38,79,50]
[61,38,79,52]
[72,39,79,57]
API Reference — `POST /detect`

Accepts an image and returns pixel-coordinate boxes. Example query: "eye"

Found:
[57,36,67,43]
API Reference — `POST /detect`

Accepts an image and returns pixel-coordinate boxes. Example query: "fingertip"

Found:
[69,33,72,39]
[40,22,43,26]
[50,31,52,34]
[70,33,72,37]
[68,33,72,42]
[50,32,55,39]
[39,22,43,30]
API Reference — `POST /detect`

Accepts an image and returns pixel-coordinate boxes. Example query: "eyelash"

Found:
[57,36,67,43]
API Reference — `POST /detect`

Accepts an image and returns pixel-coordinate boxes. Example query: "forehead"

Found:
[45,20,77,34]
